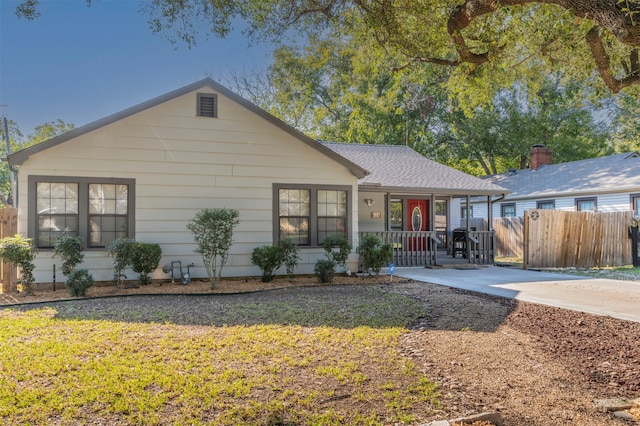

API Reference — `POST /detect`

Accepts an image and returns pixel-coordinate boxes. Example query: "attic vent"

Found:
[197,93,217,118]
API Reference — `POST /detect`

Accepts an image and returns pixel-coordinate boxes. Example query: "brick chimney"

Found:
[530,144,552,170]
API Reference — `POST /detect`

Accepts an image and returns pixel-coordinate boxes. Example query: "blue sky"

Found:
[0,0,274,134]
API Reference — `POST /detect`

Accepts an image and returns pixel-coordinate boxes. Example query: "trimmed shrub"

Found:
[65,269,95,297]
[320,234,351,269]
[130,242,162,285]
[0,235,36,295]
[314,259,336,284]
[278,239,299,281]
[357,234,393,275]
[106,238,136,286]
[53,236,94,297]
[251,245,282,283]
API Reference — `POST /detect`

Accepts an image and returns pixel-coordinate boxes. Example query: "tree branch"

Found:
[586,26,640,92]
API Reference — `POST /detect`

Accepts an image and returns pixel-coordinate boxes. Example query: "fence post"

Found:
[523,210,529,270]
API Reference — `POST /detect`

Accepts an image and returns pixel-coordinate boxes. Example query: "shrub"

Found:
[106,238,135,286]
[187,208,240,289]
[320,234,351,269]
[314,259,336,284]
[278,239,299,281]
[53,236,84,276]
[65,269,95,297]
[129,242,162,285]
[0,235,36,295]
[251,245,282,283]
[53,236,94,297]
[357,234,393,275]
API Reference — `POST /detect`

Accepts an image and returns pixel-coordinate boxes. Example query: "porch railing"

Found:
[467,230,495,265]
[359,231,439,267]
[359,230,495,267]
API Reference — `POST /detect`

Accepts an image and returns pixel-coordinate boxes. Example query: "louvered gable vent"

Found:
[197,93,217,117]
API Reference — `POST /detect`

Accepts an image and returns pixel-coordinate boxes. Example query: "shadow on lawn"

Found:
[3,283,517,331]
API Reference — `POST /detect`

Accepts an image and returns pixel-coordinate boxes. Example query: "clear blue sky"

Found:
[0,0,274,134]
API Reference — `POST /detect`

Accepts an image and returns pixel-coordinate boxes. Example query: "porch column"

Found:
[487,195,493,231]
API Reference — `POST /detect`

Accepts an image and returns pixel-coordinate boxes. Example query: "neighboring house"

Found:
[461,145,640,220]
[7,79,507,284]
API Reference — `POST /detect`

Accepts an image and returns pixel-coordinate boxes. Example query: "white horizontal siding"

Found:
[17,87,359,283]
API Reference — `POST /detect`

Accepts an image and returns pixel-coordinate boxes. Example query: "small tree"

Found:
[106,238,136,286]
[278,239,299,281]
[357,234,393,275]
[53,236,94,297]
[320,234,351,269]
[0,235,36,295]
[129,242,162,285]
[187,208,240,289]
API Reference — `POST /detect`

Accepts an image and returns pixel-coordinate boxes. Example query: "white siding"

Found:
[478,193,637,219]
[17,88,359,283]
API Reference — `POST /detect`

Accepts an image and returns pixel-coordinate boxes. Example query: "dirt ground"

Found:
[2,274,639,425]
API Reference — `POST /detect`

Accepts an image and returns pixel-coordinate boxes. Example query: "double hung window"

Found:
[276,185,350,246]
[30,176,135,249]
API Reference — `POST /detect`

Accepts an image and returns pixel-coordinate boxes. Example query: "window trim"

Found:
[273,183,352,247]
[28,176,136,250]
[575,196,597,212]
[630,194,640,217]
[197,93,218,118]
[536,200,555,210]
[500,203,516,217]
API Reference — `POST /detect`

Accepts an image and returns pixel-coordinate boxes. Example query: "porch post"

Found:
[487,195,493,231]
[466,195,471,262]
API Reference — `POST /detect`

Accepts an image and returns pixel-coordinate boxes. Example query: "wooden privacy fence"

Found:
[524,210,633,269]
[0,207,18,293]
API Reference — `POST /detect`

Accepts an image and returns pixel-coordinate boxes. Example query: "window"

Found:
[631,194,640,218]
[275,184,350,246]
[576,197,597,212]
[197,93,217,117]
[30,176,135,249]
[389,199,403,231]
[461,205,473,219]
[537,200,555,210]
[501,203,516,217]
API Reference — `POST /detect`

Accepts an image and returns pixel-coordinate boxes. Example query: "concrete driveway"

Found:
[392,266,640,323]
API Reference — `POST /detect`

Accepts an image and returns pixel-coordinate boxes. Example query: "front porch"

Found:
[360,230,495,267]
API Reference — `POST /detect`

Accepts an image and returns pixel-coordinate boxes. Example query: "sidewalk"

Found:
[392,266,640,323]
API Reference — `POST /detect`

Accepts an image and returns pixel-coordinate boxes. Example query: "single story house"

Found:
[7,79,507,284]
[460,145,640,220]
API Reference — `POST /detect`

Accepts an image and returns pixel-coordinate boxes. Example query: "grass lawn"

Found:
[0,287,439,425]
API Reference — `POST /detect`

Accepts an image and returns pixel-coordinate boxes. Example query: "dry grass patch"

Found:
[0,300,439,425]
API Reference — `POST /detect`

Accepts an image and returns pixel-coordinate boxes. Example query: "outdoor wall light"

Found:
[364,198,375,207]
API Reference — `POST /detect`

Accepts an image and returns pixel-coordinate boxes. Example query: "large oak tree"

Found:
[16,0,640,95]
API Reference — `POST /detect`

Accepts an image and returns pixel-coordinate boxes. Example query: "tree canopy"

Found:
[16,0,640,97]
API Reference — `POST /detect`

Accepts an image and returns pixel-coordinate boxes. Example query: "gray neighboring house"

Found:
[463,146,640,219]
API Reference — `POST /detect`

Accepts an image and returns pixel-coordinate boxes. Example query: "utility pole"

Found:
[2,115,16,208]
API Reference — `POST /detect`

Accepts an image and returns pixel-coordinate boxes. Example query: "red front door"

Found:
[407,199,428,231]
[407,200,428,250]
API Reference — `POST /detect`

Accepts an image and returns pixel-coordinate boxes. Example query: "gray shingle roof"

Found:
[322,142,508,196]
[484,152,640,199]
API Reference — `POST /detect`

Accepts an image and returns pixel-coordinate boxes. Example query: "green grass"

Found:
[0,289,439,425]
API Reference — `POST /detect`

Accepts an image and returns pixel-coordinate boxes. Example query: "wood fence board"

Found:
[0,207,18,293]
